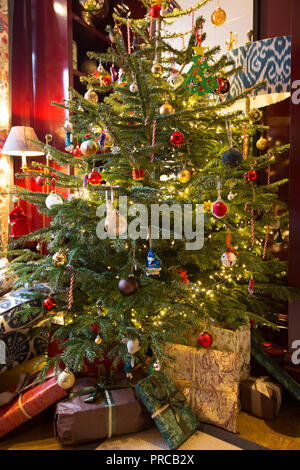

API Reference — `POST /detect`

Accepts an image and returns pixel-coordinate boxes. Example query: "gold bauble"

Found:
[211,6,226,26]
[256,137,269,152]
[151,61,164,78]
[104,131,113,148]
[57,368,75,390]
[248,108,263,123]
[84,89,98,104]
[95,334,103,345]
[80,139,98,157]
[159,102,175,116]
[52,249,67,267]
[177,169,191,183]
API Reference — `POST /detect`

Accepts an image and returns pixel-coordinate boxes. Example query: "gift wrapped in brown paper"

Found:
[54,377,151,445]
[165,343,240,433]
[240,377,282,421]
[176,324,250,381]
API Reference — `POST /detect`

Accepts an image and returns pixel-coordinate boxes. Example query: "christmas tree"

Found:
[3,0,296,380]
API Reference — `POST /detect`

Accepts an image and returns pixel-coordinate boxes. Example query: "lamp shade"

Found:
[226,36,291,111]
[2,126,44,156]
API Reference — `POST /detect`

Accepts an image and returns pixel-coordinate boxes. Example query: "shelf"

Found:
[72,12,110,44]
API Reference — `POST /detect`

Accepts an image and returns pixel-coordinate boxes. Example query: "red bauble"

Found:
[132,168,145,181]
[245,169,258,182]
[35,176,45,186]
[197,332,213,348]
[43,297,57,311]
[212,200,227,218]
[88,170,102,185]
[150,4,161,18]
[73,146,82,157]
[170,131,184,147]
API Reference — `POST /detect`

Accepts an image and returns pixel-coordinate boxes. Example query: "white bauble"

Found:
[84,89,98,104]
[45,192,63,210]
[130,82,138,93]
[221,252,237,267]
[80,139,98,157]
[63,120,73,133]
[104,200,127,237]
[227,190,236,201]
[167,71,184,89]
[57,368,75,390]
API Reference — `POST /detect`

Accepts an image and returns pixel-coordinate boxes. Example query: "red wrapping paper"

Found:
[0,376,68,439]
[48,332,124,377]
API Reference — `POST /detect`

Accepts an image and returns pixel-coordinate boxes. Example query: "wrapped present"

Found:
[54,376,151,445]
[240,377,282,420]
[251,340,300,402]
[0,356,46,392]
[135,371,199,450]
[0,289,48,374]
[177,324,250,380]
[0,372,68,438]
[164,343,239,433]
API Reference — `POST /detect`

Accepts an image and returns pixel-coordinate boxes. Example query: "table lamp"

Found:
[2,126,44,171]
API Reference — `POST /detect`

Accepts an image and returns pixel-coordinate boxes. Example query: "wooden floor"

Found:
[0,399,300,450]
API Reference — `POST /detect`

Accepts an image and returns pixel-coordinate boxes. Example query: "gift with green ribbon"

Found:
[135,371,199,450]
[54,376,151,445]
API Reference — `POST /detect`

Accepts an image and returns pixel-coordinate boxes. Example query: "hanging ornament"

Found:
[204,200,213,212]
[84,89,99,103]
[123,338,140,379]
[151,61,164,78]
[170,130,184,147]
[221,251,237,267]
[104,190,127,237]
[118,276,139,296]
[95,334,103,345]
[248,277,254,295]
[159,101,175,116]
[9,205,31,238]
[177,169,192,183]
[45,192,63,210]
[35,176,45,186]
[256,137,269,152]
[146,248,162,276]
[178,269,189,284]
[52,249,67,267]
[43,296,57,311]
[110,65,118,82]
[57,368,75,390]
[227,190,236,201]
[248,108,263,123]
[214,77,230,95]
[88,170,102,185]
[103,131,113,148]
[118,68,127,86]
[198,332,213,348]
[150,4,161,18]
[245,169,258,182]
[222,148,242,168]
[80,139,98,157]
[132,168,145,181]
[100,75,112,87]
[212,200,227,218]
[130,82,138,93]
[167,69,184,89]
[221,230,238,267]
[73,145,82,157]
[211,5,226,26]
